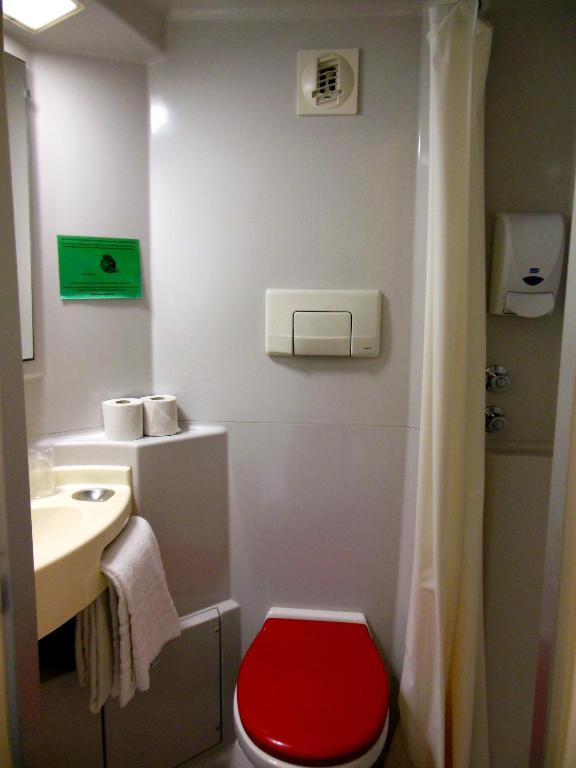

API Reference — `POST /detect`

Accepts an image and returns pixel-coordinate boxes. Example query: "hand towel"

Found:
[101,515,181,706]
[75,589,114,713]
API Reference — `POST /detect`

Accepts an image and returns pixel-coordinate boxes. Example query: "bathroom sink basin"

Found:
[32,465,132,639]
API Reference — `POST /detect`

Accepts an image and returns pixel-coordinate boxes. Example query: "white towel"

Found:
[101,516,181,707]
[76,515,181,710]
[75,590,114,713]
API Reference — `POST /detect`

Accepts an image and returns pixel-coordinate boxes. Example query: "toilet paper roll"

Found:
[102,398,143,441]
[141,395,180,437]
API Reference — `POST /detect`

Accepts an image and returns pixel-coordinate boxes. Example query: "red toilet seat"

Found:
[237,618,390,766]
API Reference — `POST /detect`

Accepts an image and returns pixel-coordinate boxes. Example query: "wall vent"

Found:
[298,49,359,116]
[312,56,341,106]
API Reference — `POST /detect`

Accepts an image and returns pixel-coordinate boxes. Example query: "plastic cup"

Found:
[28,445,56,499]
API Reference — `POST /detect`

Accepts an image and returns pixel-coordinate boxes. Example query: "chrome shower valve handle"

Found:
[486,365,511,393]
[485,406,508,434]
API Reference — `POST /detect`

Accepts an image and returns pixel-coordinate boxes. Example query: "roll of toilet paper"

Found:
[141,395,180,437]
[102,398,143,441]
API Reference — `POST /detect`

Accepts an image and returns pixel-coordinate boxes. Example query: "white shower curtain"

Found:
[398,3,492,768]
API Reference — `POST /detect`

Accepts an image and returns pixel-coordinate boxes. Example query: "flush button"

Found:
[293,311,352,356]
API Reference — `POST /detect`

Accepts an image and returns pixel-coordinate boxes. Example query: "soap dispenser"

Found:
[489,213,565,318]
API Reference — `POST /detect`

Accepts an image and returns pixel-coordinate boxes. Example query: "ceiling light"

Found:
[3,0,84,33]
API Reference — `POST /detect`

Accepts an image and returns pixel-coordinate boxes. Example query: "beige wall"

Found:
[546,373,576,765]
[0,15,15,765]
[483,1,576,766]
[485,0,576,444]
[0,9,42,766]
[0,614,12,768]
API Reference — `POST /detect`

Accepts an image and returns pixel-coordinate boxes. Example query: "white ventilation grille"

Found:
[312,56,341,106]
[298,49,359,116]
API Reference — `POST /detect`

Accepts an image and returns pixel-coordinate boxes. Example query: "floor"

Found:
[186,732,416,768]
[384,730,416,768]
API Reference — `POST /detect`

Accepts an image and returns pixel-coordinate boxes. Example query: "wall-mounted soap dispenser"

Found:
[489,213,565,317]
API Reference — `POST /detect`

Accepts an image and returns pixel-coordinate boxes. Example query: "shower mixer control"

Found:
[486,365,510,393]
[485,406,508,434]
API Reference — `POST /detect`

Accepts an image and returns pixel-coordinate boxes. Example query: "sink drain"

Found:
[72,488,115,503]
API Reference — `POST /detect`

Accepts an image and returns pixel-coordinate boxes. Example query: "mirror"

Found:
[4,51,33,361]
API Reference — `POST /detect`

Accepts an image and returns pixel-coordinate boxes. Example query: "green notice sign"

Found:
[58,235,142,299]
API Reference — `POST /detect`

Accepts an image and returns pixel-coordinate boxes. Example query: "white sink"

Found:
[32,465,132,639]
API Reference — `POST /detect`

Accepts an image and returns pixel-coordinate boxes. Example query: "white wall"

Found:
[150,18,421,429]
[24,53,152,437]
[149,14,423,673]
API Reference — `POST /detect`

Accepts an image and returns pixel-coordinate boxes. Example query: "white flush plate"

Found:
[265,289,381,357]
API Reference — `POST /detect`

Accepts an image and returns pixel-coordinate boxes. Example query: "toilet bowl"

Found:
[234,608,390,768]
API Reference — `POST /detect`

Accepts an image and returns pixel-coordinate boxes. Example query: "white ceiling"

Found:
[156,0,424,7]
[159,0,426,15]
[2,0,429,63]
[3,0,166,62]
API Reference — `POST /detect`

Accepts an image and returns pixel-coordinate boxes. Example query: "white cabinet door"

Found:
[105,609,221,768]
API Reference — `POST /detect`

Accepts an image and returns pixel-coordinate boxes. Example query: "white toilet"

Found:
[234,608,390,768]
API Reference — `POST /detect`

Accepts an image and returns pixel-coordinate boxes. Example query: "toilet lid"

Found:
[237,618,389,766]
